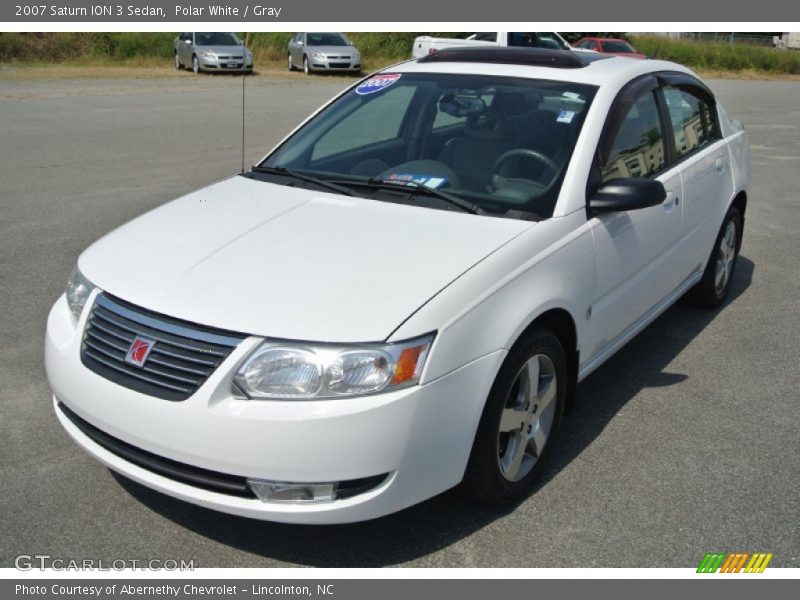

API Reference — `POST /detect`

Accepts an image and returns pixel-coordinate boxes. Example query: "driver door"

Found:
[583,81,684,363]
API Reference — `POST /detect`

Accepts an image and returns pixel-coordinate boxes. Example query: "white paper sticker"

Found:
[557,110,576,124]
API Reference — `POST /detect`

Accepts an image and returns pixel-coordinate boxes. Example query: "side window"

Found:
[473,32,498,42]
[180,32,191,42]
[602,91,666,181]
[312,85,415,160]
[588,40,598,50]
[663,86,718,158]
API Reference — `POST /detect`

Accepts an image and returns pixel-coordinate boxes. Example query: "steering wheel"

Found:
[491,148,561,195]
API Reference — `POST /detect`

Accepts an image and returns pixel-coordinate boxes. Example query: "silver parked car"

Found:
[287,32,361,75]
[174,32,253,74]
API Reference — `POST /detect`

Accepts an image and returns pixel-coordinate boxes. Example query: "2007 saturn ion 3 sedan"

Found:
[46,48,750,524]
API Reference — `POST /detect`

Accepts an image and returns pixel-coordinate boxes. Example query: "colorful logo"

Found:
[124,336,155,368]
[355,74,401,95]
[697,552,773,573]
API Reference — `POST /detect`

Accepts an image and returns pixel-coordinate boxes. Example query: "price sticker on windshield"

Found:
[356,74,402,95]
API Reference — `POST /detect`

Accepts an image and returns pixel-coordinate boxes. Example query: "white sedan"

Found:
[46,47,749,524]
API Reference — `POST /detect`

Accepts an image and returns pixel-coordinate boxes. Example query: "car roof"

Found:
[388,49,694,89]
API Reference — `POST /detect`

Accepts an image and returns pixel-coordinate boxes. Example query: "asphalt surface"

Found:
[0,74,798,568]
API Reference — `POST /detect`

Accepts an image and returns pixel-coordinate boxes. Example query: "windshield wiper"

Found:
[250,166,358,198]
[330,177,485,216]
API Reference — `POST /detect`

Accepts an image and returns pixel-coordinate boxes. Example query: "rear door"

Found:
[584,76,684,362]
[658,76,733,274]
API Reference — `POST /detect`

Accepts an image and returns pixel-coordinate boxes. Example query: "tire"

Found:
[192,55,200,75]
[462,326,567,506]
[687,206,742,308]
[287,53,295,71]
[303,56,310,75]
[174,52,182,70]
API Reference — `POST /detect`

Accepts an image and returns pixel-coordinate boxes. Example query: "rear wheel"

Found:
[463,327,567,505]
[688,206,742,307]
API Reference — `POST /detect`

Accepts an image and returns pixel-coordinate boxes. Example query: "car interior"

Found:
[261,75,596,220]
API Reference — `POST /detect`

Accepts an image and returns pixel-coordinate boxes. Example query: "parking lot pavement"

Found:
[0,75,798,568]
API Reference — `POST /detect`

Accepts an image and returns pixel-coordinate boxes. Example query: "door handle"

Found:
[663,193,678,212]
[715,157,727,173]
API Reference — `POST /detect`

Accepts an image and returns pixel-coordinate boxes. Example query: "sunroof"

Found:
[418,47,612,69]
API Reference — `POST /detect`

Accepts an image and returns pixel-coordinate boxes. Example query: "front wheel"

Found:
[462,327,567,505]
[192,55,200,74]
[174,52,182,70]
[287,53,295,71]
[687,206,742,308]
[303,56,310,75]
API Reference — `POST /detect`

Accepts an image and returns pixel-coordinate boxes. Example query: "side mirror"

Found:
[589,178,666,214]
[297,40,304,46]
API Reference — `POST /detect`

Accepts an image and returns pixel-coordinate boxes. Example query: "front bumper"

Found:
[46,293,504,524]
[197,56,253,71]
[307,58,361,72]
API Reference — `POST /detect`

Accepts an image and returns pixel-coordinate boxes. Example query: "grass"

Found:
[630,35,800,75]
[1,33,799,78]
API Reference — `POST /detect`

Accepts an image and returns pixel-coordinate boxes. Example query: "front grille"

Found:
[328,62,351,69]
[58,401,390,501]
[217,55,243,60]
[81,294,245,401]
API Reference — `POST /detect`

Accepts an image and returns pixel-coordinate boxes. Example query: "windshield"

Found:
[602,40,635,53]
[260,72,597,219]
[307,33,349,46]
[195,32,241,46]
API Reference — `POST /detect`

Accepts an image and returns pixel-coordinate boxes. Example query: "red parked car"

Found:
[574,37,646,58]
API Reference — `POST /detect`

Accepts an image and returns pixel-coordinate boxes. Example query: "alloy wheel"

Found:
[497,354,558,482]
[715,220,737,295]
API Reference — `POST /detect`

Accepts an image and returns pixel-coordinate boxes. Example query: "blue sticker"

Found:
[355,74,402,95]
[382,172,448,189]
[557,110,576,124]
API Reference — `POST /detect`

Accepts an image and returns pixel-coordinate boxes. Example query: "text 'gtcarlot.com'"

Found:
[14,554,193,571]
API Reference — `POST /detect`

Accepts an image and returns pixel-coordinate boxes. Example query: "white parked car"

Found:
[46,48,749,524]
[411,32,575,59]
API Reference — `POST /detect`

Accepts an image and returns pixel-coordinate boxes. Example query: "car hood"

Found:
[307,45,357,55]
[79,176,532,342]
[197,45,247,55]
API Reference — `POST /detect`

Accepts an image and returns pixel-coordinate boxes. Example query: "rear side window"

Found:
[663,86,718,158]
[602,91,666,181]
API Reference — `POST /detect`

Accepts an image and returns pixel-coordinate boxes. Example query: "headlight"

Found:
[310,51,325,60]
[233,334,434,400]
[65,266,94,322]
[200,49,217,59]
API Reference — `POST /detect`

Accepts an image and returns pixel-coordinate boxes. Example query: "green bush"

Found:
[1,32,799,75]
[631,34,800,74]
